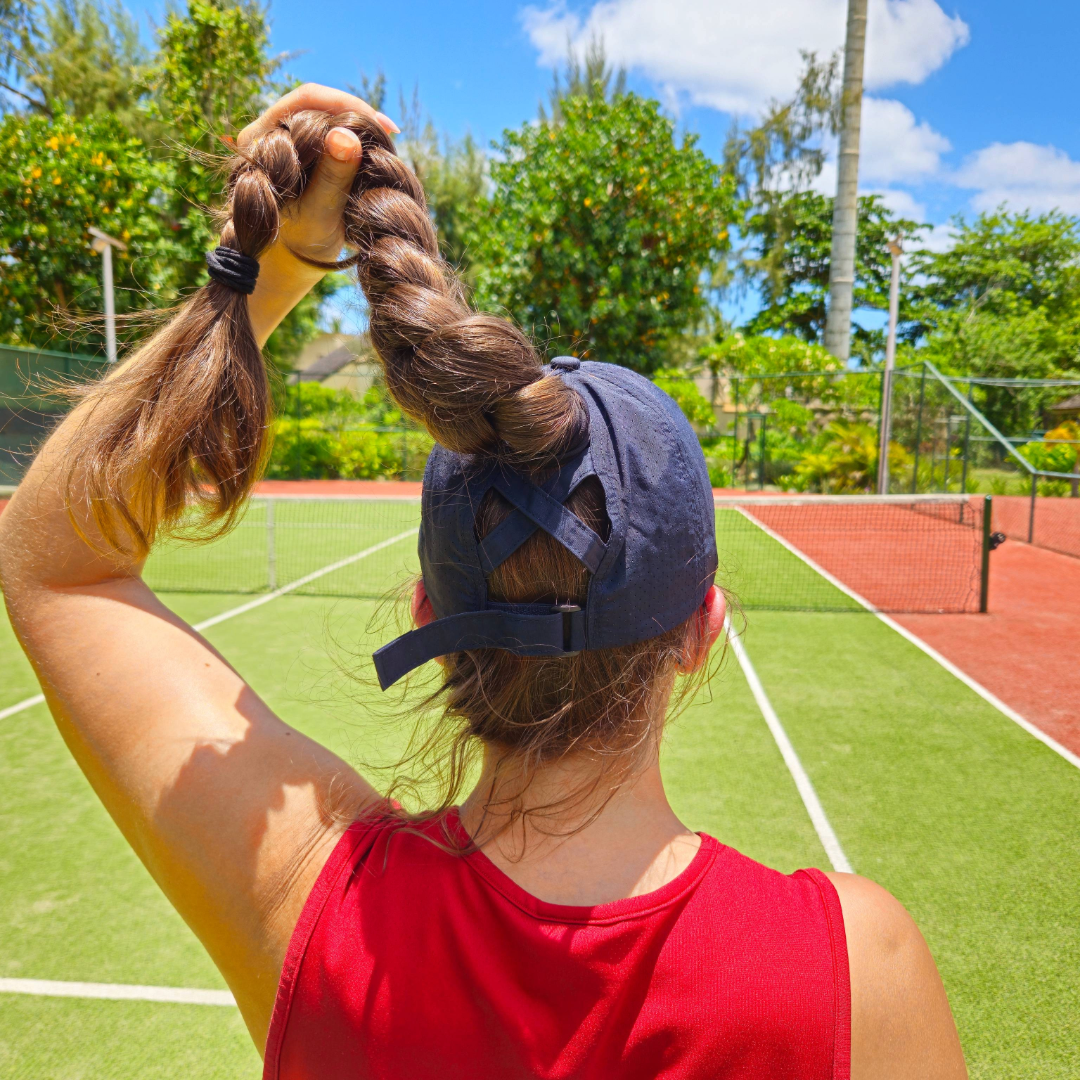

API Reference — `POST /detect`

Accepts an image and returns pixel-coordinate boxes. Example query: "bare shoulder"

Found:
[824,872,968,1080]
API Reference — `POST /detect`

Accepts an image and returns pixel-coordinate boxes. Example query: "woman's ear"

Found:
[411,578,436,628]
[678,584,727,673]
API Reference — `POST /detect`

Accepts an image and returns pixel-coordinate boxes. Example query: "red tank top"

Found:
[263,812,850,1080]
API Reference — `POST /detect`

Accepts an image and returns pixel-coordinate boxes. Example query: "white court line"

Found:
[733,507,1080,772]
[726,617,853,874]
[0,694,44,720]
[0,977,234,1006]
[0,528,419,720]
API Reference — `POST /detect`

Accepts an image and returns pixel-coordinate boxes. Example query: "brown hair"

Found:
[64,109,713,825]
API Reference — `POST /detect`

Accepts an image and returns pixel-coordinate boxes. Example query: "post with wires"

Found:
[88,227,127,364]
[877,236,902,493]
[979,494,992,613]
[1029,472,1037,543]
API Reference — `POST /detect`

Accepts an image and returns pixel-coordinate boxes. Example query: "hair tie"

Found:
[205,246,260,295]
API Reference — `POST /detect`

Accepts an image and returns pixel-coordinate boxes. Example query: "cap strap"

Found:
[488,475,606,574]
[373,605,587,690]
[479,460,581,573]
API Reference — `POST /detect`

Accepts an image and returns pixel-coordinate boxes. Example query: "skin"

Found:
[0,84,967,1078]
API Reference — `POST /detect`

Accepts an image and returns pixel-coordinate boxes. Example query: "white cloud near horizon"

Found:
[522,0,1080,224]
[953,142,1080,215]
[859,97,950,184]
[522,0,969,116]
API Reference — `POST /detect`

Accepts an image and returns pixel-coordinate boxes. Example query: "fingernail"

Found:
[326,127,361,162]
[375,112,401,135]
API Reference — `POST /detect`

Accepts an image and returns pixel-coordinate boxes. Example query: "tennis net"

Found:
[144,496,422,599]
[716,494,992,614]
[142,492,993,615]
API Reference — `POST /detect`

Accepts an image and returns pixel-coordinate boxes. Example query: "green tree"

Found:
[7,0,148,131]
[743,191,921,360]
[723,51,839,297]
[472,91,734,373]
[0,109,174,347]
[143,0,282,292]
[0,0,35,109]
[910,209,1080,431]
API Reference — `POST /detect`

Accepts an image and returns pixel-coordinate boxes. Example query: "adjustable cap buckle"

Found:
[552,603,584,654]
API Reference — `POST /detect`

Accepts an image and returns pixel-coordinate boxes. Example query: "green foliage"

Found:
[143,0,282,293]
[472,90,734,373]
[784,422,910,494]
[1017,421,1079,475]
[8,0,149,132]
[0,109,174,346]
[266,380,432,480]
[742,191,922,355]
[651,370,715,427]
[702,332,840,375]
[908,210,1080,432]
[0,0,330,362]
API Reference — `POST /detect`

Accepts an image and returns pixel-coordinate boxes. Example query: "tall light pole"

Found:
[823,0,868,363]
[877,237,902,494]
[88,227,127,364]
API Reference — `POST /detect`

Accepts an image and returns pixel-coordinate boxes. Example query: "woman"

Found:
[0,85,966,1079]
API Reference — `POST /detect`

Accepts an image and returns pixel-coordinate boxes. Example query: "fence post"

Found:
[960,380,973,494]
[979,494,992,613]
[758,414,767,491]
[731,377,739,486]
[911,364,926,493]
[266,498,276,591]
[1028,472,1037,544]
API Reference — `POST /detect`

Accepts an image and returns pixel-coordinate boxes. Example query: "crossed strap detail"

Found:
[478,462,607,575]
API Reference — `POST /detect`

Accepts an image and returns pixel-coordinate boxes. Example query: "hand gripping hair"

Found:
[64,110,587,555]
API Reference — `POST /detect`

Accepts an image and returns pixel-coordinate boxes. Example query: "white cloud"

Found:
[859,97,950,184]
[953,142,1080,215]
[867,187,926,222]
[522,0,969,116]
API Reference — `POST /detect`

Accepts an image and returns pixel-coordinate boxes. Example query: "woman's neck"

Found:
[458,745,701,906]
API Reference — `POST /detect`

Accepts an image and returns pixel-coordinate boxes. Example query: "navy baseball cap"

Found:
[373,358,718,690]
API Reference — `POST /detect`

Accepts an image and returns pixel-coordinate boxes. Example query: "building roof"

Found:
[297,345,357,382]
[1049,393,1080,412]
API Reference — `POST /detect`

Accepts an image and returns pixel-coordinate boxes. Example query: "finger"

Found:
[299,127,363,224]
[238,83,399,148]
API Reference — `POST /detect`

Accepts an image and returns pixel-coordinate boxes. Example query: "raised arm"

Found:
[0,87,394,1051]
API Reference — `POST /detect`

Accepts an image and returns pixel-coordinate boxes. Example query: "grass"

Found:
[1,500,1078,1077]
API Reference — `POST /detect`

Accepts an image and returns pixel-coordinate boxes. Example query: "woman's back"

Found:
[268,814,849,1080]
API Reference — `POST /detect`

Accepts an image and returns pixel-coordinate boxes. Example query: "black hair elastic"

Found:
[205,246,260,295]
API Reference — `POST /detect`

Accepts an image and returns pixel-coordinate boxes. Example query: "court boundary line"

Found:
[0,977,235,1007]
[0,527,419,721]
[725,617,853,873]
[735,508,1080,772]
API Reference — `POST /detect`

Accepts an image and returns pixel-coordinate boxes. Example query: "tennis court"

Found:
[1,494,1078,1078]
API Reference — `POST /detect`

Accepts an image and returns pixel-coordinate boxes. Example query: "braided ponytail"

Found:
[66,109,586,554]
[321,110,587,467]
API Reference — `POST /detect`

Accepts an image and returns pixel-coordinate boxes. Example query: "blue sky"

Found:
[122,0,1080,329]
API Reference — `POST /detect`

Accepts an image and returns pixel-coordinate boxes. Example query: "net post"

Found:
[980,494,992,613]
[1028,472,1037,544]
[266,498,276,591]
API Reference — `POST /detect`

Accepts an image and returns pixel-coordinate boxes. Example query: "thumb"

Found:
[302,126,363,224]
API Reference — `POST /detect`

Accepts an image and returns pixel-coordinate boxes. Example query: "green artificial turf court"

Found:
[1,498,1078,1078]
